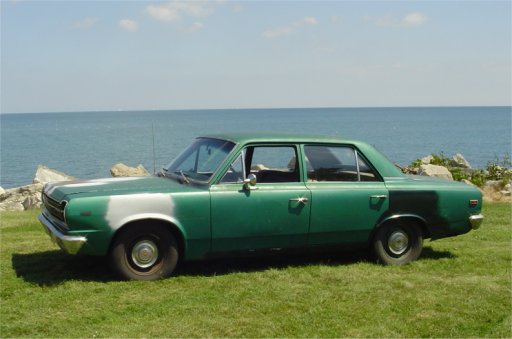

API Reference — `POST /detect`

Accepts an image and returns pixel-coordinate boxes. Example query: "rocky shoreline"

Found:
[1,155,510,212]
[0,163,149,212]
[396,153,512,202]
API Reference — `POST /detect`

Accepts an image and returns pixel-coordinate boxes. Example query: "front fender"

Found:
[112,213,188,241]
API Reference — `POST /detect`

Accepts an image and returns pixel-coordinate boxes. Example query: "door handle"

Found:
[289,197,309,204]
[370,195,387,199]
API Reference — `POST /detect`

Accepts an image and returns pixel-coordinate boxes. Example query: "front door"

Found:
[210,145,311,253]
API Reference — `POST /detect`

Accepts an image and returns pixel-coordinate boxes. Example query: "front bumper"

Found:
[38,211,87,254]
[469,214,484,230]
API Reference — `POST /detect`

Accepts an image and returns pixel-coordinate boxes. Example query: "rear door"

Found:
[303,144,389,246]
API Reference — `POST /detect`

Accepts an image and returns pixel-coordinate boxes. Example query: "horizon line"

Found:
[2,105,511,115]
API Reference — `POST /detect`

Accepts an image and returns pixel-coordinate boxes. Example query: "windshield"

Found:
[164,138,235,183]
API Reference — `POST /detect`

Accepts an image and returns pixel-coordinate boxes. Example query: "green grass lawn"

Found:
[1,203,510,338]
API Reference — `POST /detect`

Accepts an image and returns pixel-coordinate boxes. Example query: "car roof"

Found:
[201,132,361,145]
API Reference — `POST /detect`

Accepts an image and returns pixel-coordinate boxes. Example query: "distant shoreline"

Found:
[2,105,511,116]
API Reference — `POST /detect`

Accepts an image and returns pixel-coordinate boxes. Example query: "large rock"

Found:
[421,155,434,165]
[482,180,512,196]
[418,164,453,180]
[110,163,150,177]
[481,180,510,201]
[33,165,74,184]
[0,183,44,211]
[1,165,73,211]
[22,195,42,210]
[451,153,471,169]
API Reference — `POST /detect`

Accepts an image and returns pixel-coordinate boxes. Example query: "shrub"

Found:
[407,153,511,187]
[486,154,512,188]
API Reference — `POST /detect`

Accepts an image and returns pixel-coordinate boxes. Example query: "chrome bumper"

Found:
[469,214,484,230]
[38,211,87,254]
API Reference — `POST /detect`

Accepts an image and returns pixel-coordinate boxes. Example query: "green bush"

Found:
[486,155,512,188]
[429,151,452,167]
[408,153,511,187]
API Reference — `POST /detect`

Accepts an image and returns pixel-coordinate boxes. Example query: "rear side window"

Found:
[249,146,299,183]
[304,145,378,182]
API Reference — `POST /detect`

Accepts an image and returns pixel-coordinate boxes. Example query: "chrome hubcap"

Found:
[388,230,409,255]
[131,240,159,268]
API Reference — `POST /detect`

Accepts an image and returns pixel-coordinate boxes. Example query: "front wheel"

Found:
[373,221,423,265]
[110,224,179,280]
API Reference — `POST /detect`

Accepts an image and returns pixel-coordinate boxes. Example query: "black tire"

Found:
[373,220,423,265]
[110,224,179,281]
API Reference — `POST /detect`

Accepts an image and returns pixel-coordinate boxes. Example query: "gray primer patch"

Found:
[45,177,143,196]
[105,193,175,229]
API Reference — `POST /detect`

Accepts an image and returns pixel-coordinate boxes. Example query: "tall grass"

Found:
[1,203,510,338]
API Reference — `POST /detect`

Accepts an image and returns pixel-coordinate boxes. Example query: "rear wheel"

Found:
[110,224,179,280]
[373,221,423,265]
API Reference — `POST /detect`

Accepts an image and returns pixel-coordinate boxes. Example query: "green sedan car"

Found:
[39,133,483,280]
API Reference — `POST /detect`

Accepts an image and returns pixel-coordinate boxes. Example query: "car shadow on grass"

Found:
[177,245,456,277]
[177,249,373,277]
[12,246,455,285]
[11,250,115,286]
[421,246,457,260]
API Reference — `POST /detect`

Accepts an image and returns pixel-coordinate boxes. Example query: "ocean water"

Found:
[1,107,510,188]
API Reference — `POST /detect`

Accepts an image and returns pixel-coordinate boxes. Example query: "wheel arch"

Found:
[109,217,187,260]
[372,214,431,242]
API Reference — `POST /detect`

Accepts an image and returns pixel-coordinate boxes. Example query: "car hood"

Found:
[44,176,203,202]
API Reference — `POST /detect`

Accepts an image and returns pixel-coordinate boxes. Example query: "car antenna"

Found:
[152,122,156,175]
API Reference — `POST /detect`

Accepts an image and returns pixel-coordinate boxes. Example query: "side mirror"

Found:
[243,173,257,190]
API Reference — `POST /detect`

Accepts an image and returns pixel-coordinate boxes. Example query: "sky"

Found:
[1,0,511,113]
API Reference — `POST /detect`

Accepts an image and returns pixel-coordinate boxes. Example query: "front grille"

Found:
[42,193,66,222]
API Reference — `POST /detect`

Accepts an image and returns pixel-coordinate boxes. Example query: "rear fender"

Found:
[372,214,430,241]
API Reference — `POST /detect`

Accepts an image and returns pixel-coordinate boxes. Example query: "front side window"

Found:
[304,145,378,182]
[248,146,299,183]
[220,152,245,183]
[165,138,235,182]
[220,145,299,184]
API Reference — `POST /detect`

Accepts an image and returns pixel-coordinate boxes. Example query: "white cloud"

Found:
[146,1,217,22]
[173,1,213,17]
[262,16,318,39]
[145,1,224,34]
[119,19,139,32]
[365,12,428,28]
[146,4,180,22]
[402,12,428,26]
[74,17,98,29]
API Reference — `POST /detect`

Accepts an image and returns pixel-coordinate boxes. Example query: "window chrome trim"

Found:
[355,150,361,182]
